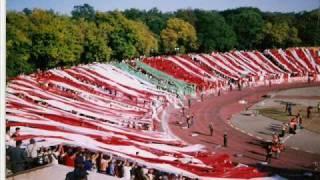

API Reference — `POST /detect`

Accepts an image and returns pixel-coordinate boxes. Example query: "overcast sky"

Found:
[7,0,320,14]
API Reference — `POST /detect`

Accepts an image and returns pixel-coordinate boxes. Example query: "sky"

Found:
[7,0,320,14]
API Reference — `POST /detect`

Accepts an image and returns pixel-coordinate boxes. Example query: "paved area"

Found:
[167,82,320,176]
[231,113,320,154]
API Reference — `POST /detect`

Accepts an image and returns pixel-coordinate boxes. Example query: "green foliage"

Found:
[225,8,264,49]
[6,11,34,77]
[194,10,236,52]
[160,18,198,53]
[28,10,83,69]
[6,5,319,78]
[71,3,95,21]
[261,21,301,48]
[96,11,158,60]
[295,9,320,46]
[78,20,112,63]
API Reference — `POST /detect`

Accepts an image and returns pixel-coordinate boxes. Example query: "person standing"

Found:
[26,138,39,168]
[265,145,273,164]
[280,123,287,137]
[201,93,204,102]
[307,106,312,119]
[188,99,191,108]
[122,161,132,180]
[5,127,15,148]
[296,113,303,129]
[317,102,320,113]
[223,132,228,147]
[181,106,185,117]
[186,115,190,128]
[12,127,21,138]
[209,123,214,136]
[8,140,28,173]
[287,103,292,116]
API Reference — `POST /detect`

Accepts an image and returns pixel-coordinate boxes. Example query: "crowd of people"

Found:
[5,126,193,179]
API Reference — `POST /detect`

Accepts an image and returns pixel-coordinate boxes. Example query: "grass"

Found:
[258,106,320,134]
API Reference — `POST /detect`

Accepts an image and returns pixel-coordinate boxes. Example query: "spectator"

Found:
[96,152,102,172]
[74,151,85,169]
[5,127,15,148]
[12,127,21,138]
[115,160,124,178]
[123,161,132,180]
[108,159,116,176]
[64,148,76,167]
[26,138,39,167]
[132,165,145,180]
[65,167,88,180]
[42,147,50,165]
[100,155,110,174]
[37,147,45,165]
[84,153,93,171]
[90,152,99,172]
[48,147,59,165]
[142,165,149,178]
[317,102,320,113]
[8,140,28,173]
[146,169,155,180]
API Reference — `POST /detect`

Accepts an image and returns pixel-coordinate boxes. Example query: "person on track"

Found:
[265,144,273,164]
[209,123,213,136]
[223,132,228,147]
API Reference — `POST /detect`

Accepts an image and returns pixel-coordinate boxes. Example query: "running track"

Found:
[168,82,320,175]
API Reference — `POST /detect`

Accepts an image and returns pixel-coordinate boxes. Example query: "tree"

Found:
[295,9,320,46]
[96,11,158,60]
[261,21,301,48]
[224,8,264,49]
[160,18,198,53]
[28,9,83,69]
[71,3,95,21]
[77,20,112,63]
[6,12,34,77]
[175,9,197,26]
[194,10,236,52]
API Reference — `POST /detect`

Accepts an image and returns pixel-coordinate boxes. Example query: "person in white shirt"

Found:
[5,127,15,148]
[122,161,132,180]
[26,138,39,167]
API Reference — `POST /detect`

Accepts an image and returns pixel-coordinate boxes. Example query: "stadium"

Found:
[3,1,320,180]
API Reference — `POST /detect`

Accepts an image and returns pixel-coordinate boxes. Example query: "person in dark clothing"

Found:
[115,160,124,178]
[265,145,273,164]
[287,104,292,116]
[181,106,185,116]
[65,167,88,180]
[83,154,92,171]
[209,123,213,136]
[8,140,28,173]
[188,99,191,108]
[223,132,228,147]
[237,81,241,91]
[307,106,312,119]
[132,165,145,180]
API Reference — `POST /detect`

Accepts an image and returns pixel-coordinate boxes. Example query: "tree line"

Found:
[6,4,320,78]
